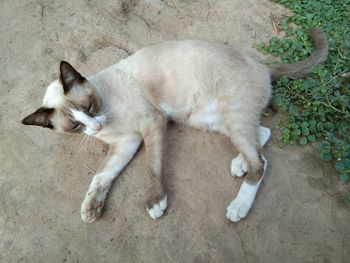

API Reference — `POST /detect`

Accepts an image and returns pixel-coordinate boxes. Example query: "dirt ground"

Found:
[1,0,349,262]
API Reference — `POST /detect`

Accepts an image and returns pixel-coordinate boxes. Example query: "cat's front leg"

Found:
[81,133,142,223]
[141,116,168,220]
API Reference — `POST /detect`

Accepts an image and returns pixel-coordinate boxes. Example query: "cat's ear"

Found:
[59,61,85,94]
[22,107,55,129]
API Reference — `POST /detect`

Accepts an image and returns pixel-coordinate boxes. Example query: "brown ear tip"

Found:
[21,116,31,125]
[60,61,69,69]
[21,120,29,126]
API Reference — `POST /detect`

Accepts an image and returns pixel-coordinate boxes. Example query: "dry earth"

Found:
[1,0,349,262]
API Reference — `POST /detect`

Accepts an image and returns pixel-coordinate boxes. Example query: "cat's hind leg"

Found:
[81,133,142,223]
[231,126,270,177]
[227,155,268,222]
[220,104,268,222]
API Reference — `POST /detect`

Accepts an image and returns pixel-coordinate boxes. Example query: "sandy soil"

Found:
[1,0,349,262]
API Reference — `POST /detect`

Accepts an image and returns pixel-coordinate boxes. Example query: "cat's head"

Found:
[22,61,106,136]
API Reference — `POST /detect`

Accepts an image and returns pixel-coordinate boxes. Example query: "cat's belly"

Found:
[158,101,191,119]
[187,97,226,133]
[151,90,197,121]
[159,95,226,133]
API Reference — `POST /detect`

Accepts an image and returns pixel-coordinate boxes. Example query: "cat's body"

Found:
[86,40,270,138]
[22,29,328,223]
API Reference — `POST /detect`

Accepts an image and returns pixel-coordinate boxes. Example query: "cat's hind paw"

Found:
[227,156,267,222]
[81,184,109,223]
[146,195,167,220]
[226,193,253,222]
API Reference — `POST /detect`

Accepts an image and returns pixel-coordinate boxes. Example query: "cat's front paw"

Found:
[146,195,167,220]
[81,184,109,223]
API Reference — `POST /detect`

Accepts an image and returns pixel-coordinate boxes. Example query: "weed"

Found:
[258,0,350,181]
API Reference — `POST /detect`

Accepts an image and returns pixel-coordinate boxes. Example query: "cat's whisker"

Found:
[85,134,99,152]
[85,135,92,149]
[79,135,87,148]
[101,105,119,115]
[76,134,88,153]
[101,107,120,118]
[93,136,102,150]
[87,136,96,151]
[83,135,91,152]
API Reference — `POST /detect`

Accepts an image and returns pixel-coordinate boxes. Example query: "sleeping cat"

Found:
[22,28,328,223]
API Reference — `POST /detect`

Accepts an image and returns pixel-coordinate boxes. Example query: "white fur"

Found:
[42,80,64,107]
[146,195,168,220]
[188,98,223,129]
[231,126,270,177]
[81,178,109,223]
[258,126,271,147]
[226,155,268,222]
[231,154,248,177]
[159,103,175,117]
[71,109,106,136]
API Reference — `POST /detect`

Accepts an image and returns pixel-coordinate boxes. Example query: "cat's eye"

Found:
[87,102,92,112]
[71,122,82,131]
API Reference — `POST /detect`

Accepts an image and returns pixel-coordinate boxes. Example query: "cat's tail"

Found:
[270,28,329,81]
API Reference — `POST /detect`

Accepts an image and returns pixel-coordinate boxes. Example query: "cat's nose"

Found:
[91,121,102,131]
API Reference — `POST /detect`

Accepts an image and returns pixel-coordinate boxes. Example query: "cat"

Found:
[22,28,328,223]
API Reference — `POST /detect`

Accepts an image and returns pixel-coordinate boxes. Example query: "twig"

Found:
[270,12,279,35]
[168,162,177,170]
[83,163,96,174]
[319,101,350,118]
[41,5,45,17]
[306,69,348,96]
[300,36,308,48]
[337,48,350,61]
[236,230,247,262]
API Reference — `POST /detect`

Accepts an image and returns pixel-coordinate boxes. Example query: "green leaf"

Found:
[302,127,310,136]
[301,122,309,129]
[290,123,299,129]
[340,173,349,182]
[307,135,316,142]
[321,152,333,161]
[316,141,327,151]
[325,122,334,131]
[289,105,298,115]
[335,161,345,171]
[309,120,317,132]
[317,122,324,131]
[299,137,308,145]
[291,129,302,138]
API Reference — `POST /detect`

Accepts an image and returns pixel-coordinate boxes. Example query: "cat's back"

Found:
[129,40,268,93]
[131,39,267,79]
[131,40,243,69]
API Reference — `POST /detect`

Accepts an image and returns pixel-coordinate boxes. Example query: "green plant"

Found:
[258,0,350,181]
